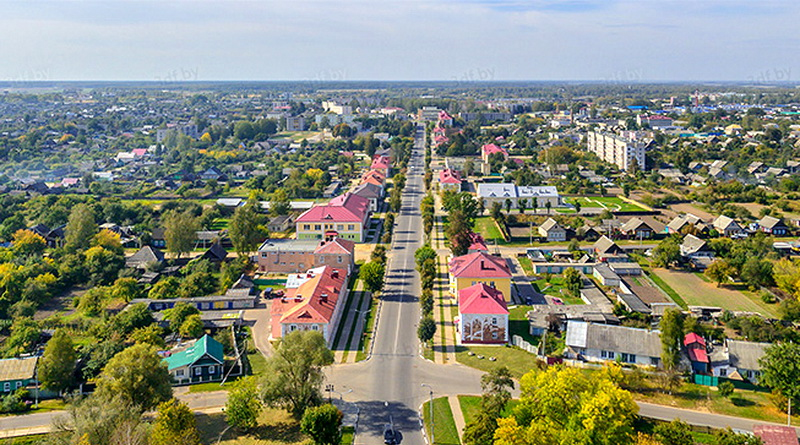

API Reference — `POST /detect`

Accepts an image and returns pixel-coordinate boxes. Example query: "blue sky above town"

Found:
[0,0,798,82]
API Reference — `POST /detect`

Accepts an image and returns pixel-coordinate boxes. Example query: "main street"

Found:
[325,124,485,445]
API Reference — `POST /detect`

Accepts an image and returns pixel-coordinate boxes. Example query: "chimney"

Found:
[295,295,303,302]
[320,293,328,303]
[332,269,339,279]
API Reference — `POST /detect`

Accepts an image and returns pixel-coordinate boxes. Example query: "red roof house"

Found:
[438,168,462,192]
[467,233,488,253]
[270,266,348,346]
[457,283,509,344]
[295,193,371,242]
[370,155,391,178]
[481,143,509,163]
[753,425,799,445]
[684,332,709,374]
[449,252,512,300]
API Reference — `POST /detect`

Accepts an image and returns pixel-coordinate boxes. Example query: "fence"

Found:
[692,374,764,391]
[511,335,539,355]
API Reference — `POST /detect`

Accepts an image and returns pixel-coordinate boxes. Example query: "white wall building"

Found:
[477,184,563,210]
[586,131,647,171]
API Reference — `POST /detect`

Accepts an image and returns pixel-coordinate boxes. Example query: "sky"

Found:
[0,0,798,82]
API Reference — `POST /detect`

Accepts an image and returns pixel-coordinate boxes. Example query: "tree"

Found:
[563,267,582,298]
[446,208,473,256]
[95,343,173,411]
[758,342,800,411]
[417,316,436,344]
[740,257,774,290]
[129,325,166,348]
[12,229,46,257]
[705,259,735,287]
[654,419,693,445]
[226,376,263,432]
[718,381,735,398]
[660,308,684,376]
[301,404,343,445]
[371,244,387,265]
[163,302,200,333]
[50,395,149,445]
[270,188,291,216]
[464,367,515,445]
[3,317,40,357]
[179,314,204,338]
[545,201,552,215]
[504,198,513,215]
[92,229,123,255]
[415,244,437,270]
[38,328,76,393]
[359,261,385,294]
[509,367,638,444]
[261,330,334,419]
[714,428,763,445]
[84,246,125,285]
[229,200,267,256]
[163,209,200,258]
[652,237,681,268]
[574,201,582,214]
[65,203,97,251]
[151,399,201,445]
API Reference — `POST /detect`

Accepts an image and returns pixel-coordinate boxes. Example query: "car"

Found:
[384,425,399,444]
[551,297,564,305]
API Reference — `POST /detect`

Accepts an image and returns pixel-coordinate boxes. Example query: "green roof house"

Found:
[0,356,38,394]
[163,335,224,385]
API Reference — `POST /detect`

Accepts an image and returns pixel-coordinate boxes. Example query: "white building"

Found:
[586,131,647,171]
[321,101,353,115]
[477,184,563,210]
[565,320,662,368]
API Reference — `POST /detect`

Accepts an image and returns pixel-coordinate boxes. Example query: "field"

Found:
[474,216,505,242]
[563,196,648,212]
[650,268,778,317]
[422,397,461,445]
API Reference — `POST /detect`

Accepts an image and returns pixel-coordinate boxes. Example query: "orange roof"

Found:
[271,266,347,333]
[314,237,355,255]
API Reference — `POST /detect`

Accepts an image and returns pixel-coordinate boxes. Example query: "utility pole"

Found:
[422,383,434,444]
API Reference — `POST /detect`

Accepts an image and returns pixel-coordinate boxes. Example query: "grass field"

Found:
[530,276,584,305]
[422,397,461,445]
[474,216,505,242]
[651,268,778,317]
[457,396,519,425]
[456,345,541,379]
[516,256,534,276]
[564,196,648,212]
[197,409,311,445]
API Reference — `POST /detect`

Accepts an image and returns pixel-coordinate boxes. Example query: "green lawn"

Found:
[564,196,648,212]
[456,345,542,379]
[0,435,45,445]
[196,408,310,445]
[457,395,519,425]
[651,268,777,317]
[516,256,534,276]
[340,426,355,444]
[188,380,233,393]
[645,269,688,309]
[530,277,584,305]
[474,217,505,243]
[422,397,461,445]
[508,306,536,344]
[356,289,379,362]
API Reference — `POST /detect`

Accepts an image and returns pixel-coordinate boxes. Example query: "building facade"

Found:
[586,131,646,171]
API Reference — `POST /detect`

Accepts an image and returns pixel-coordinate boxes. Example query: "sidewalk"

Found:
[333,280,366,363]
[447,395,466,442]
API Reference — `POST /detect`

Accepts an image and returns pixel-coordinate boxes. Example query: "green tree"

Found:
[270,188,291,217]
[163,209,200,259]
[654,419,693,445]
[163,302,200,333]
[463,367,515,445]
[226,376,263,432]
[758,342,800,411]
[714,428,763,445]
[150,399,201,445]
[128,325,166,348]
[359,261,385,294]
[660,308,685,376]
[179,314,204,338]
[446,208,473,256]
[229,200,267,256]
[50,395,149,445]
[38,328,76,393]
[652,237,681,269]
[148,276,181,299]
[261,330,334,419]
[563,267,583,298]
[65,203,97,251]
[3,317,40,357]
[95,343,173,411]
[718,381,735,398]
[12,229,46,257]
[740,257,774,290]
[417,316,436,344]
[415,244,437,270]
[300,403,343,445]
[705,259,735,287]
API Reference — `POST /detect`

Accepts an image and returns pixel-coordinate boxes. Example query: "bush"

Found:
[718,381,735,398]
[760,292,778,304]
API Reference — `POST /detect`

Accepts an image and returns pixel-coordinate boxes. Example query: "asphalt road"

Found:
[325,125,485,445]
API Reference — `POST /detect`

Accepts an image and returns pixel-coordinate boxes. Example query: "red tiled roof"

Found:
[296,193,370,223]
[371,155,391,170]
[270,266,347,327]
[753,425,799,445]
[459,283,508,315]
[687,348,709,363]
[684,332,705,347]
[449,252,511,279]
[439,168,462,184]
[132,148,147,156]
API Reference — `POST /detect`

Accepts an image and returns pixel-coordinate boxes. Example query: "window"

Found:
[650,357,659,366]
[719,368,727,377]
[338,256,343,263]
[261,253,267,258]
[194,367,202,376]
[176,369,184,377]
[304,224,311,230]
[16,381,22,389]
[601,350,614,359]
[209,366,215,374]
[348,224,355,231]
[312,325,319,331]
[3,382,9,392]
[314,225,321,230]
[337,225,344,231]
[491,317,497,325]
[492,332,498,340]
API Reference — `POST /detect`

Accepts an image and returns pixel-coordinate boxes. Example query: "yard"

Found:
[457,396,519,425]
[650,268,778,317]
[474,216,505,243]
[422,397,461,445]
[456,345,543,379]
[563,196,649,212]
[530,276,584,305]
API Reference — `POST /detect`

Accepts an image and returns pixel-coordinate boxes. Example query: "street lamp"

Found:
[325,384,335,403]
[421,383,434,444]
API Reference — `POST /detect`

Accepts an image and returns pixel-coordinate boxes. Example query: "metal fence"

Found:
[511,335,539,355]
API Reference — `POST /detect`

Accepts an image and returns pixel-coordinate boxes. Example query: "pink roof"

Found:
[296,193,370,224]
[314,237,355,255]
[467,233,488,252]
[753,425,799,445]
[482,143,508,156]
[439,168,462,184]
[371,155,391,170]
[434,135,449,143]
[438,110,453,120]
[449,252,511,279]
[271,266,347,333]
[683,332,705,347]
[132,148,147,156]
[61,178,80,185]
[459,283,508,315]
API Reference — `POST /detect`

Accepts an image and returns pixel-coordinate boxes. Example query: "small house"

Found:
[0,357,38,394]
[758,215,789,236]
[163,335,224,385]
[538,218,567,242]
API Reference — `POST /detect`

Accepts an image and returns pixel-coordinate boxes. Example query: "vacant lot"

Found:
[564,196,648,212]
[651,268,777,317]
